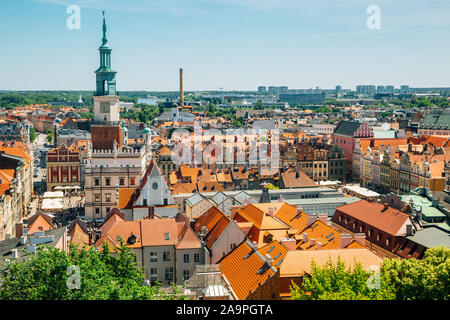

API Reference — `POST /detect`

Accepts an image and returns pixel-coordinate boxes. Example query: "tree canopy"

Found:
[0,241,186,300]
[291,246,449,300]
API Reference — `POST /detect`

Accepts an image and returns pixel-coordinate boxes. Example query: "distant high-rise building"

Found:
[377,85,386,94]
[268,86,278,94]
[279,93,326,106]
[386,85,395,94]
[257,86,267,93]
[335,85,342,93]
[278,86,288,94]
[356,85,376,95]
[400,85,410,93]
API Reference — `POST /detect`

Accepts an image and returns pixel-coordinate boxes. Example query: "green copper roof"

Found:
[401,194,447,219]
[420,112,450,130]
[100,11,110,48]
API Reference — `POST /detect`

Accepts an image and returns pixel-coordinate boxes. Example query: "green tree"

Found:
[46,129,53,144]
[0,241,186,300]
[291,246,450,300]
[291,258,395,300]
[382,246,450,300]
[29,127,37,143]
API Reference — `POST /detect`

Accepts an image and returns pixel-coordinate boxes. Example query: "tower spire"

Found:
[102,11,108,46]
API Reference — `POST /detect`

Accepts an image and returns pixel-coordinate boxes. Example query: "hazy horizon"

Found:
[1,0,449,91]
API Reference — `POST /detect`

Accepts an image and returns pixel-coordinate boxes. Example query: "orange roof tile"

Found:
[219,240,288,300]
[280,248,383,277]
[117,188,136,209]
[335,200,410,236]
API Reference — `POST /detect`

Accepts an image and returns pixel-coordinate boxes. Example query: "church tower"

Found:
[93,11,120,124]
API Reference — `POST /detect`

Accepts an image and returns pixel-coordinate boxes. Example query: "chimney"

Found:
[15,223,23,238]
[307,214,317,226]
[318,214,328,224]
[340,233,352,248]
[11,249,19,259]
[354,233,366,246]
[179,68,184,107]
[303,232,308,243]
[310,238,316,247]
[278,195,284,203]
[296,205,303,215]
[27,244,37,254]
[264,254,273,267]
[148,206,155,220]
[382,203,389,212]
[406,224,413,236]
[20,235,27,245]
[252,241,258,251]
[316,241,323,250]
[268,207,274,217]
[281,238,296,251]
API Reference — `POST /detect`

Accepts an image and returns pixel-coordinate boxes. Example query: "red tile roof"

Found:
[219,240,288,300]
[335,200,410,236]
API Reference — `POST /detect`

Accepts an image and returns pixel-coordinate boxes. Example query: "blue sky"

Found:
[0,0,450,91]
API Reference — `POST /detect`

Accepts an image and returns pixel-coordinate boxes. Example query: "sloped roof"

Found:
[294,220,363,250]
[281,170,317,188]
[186,192,207,208]
[210,191,228,206]
[117,188,136,209]
[27,212,54,230]
[333,120,361,137]
[280,248,383,277]
[219,240,288,300]
[236,203,290,230]
[194,206,226,234]
[205,216,231,249]
[335,200,410,236]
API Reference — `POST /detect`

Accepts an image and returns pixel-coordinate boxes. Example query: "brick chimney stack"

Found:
[307,214,317,226]
[354,233,366,246]
[340,233,353,248]
[318,214,328,224]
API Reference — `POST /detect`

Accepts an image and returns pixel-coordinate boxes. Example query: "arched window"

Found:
[103,80,108,95]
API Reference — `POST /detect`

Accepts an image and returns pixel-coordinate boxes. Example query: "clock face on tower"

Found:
[100,102,110,113]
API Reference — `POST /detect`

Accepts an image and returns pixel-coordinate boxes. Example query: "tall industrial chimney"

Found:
[179,68,184,107]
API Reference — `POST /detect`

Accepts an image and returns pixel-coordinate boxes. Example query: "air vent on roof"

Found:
[326,232,334,238]
[267,246,275,253]
[275,259,283,267]
[274,252,281,259]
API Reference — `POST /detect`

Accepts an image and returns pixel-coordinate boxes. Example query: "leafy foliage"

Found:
[291,258,395,300]
[382,246,450,300]
[291,246,450,300]
[46,129,53,144]
[29,127,37,143]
